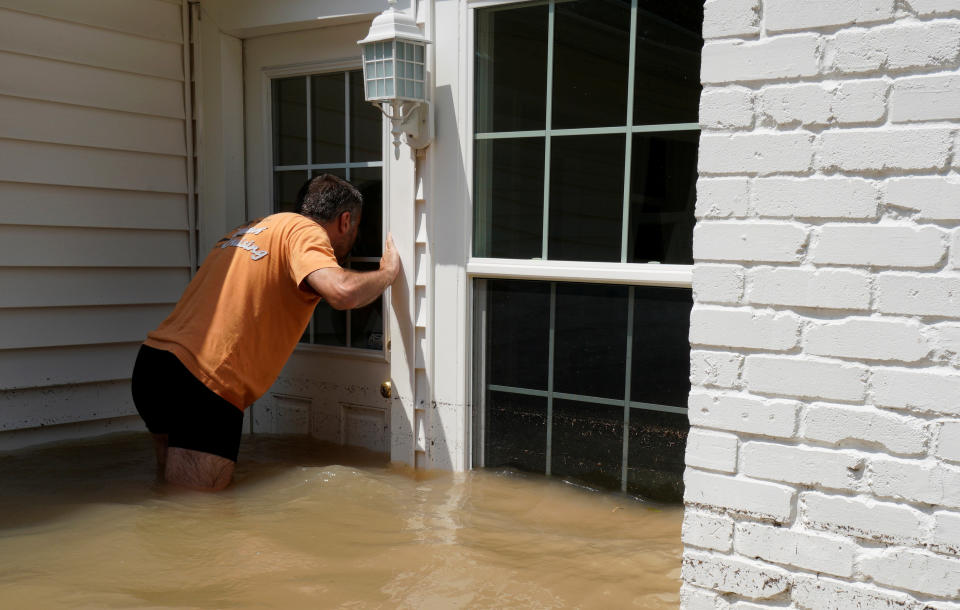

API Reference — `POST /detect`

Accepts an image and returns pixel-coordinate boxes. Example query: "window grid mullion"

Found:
[344,72,352,349]
[620,0,639,263]
[621,285,635,492]
[305,75,314,344]
[545,281,556,476]
[540,0,555,260]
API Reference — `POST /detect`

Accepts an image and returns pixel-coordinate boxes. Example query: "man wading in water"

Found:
[131,174,400,491]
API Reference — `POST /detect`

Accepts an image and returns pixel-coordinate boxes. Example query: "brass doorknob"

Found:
[380,380,393,398]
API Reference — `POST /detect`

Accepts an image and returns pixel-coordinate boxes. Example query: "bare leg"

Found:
[151,433,169,479]
[165,447,235,491]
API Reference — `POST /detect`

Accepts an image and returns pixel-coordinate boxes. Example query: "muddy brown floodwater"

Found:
[0,433,683,609]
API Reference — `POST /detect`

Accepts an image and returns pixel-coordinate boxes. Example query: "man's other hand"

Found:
[381,233,401,284]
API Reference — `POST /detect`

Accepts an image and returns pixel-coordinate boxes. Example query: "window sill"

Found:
[466,258,693,287]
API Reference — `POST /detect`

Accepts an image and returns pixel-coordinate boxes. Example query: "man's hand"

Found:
[380,233,401,284]
[305,234,401,310]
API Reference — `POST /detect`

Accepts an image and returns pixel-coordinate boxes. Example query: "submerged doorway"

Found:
[243,22,392,453]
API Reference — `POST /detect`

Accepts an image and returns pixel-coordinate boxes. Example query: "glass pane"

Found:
[551,400,623,490]
[627,409,687,502]
[485,391,547,472]
[349,167,383,258]
[627,131,697,264]
[630,286,692,408]
[350,262,384,350]
[274,170,307,214]
[551,0,630,130]
[312,300,347,347]
[548,134,625,262]
[487,279,550,391]
[350,71,382,162]
[474,3,548,133]
[474,138,545,259]
[310,73,346,165]
[634,1,703,125]
[553,283,628,400]
[272,77,307,166]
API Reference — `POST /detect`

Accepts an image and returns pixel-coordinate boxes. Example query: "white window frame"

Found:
[263,59,389,361]
[463,0,697,486]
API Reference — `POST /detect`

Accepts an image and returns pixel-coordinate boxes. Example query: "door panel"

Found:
[244,22,392,453]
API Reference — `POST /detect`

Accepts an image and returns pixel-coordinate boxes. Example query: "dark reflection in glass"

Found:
[486,391,547,472]
[312,300,347,347]
[551,400,623,489]
[311,72,346,165]
[474,138,545,259]
[475,3,548,133]
[488,280,550,390]
[627,131,697,264]
[634,1,703,125]
[350,70,382,162]
[551,0,630,129]
[554,283,628,399]
[350,167,383,258]
[272,77,307,166]
[548,134,625,262]
[350,262,384,350]
[274,170,307,214]
[630,286,692,408]
[627,409,688,502]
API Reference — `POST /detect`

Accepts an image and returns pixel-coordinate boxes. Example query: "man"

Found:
[131,174,400,491]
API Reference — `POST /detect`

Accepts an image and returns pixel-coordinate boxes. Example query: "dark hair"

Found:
[295,174,363,223]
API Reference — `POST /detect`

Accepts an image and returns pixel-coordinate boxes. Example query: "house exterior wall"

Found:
[0,0,192,448]
[684,0,960,606]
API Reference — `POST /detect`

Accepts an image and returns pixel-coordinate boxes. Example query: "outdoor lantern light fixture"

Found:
[358,0,431,157]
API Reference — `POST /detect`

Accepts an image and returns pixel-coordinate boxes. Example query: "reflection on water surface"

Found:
[0,433,682,608]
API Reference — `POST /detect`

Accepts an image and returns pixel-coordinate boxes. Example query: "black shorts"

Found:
[131,345,244,462]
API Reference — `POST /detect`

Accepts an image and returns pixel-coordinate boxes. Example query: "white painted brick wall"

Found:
[692,265,745,304]
[811,224,946,268]
[685,428,739,473]
[860,549,960,598]
[885,176,960,221]
[805,317,929,362]
[683,509,735,551]
[890,74,960,122]
[703,0,760,39]
[740,441,865,490]
[694,222,807,262]
[748,267,871,310]
[818,127,954,172]
[800,491,928,545]
[803,403,928,456]
[690,350,743,388]
[734,522,857,576]
[752,177,879,219]
[765,0,895,32]
[690,307,801,351]
[700,133,815,175]
[696,178,751,218]
[702,35,821,83]
[686,3,960,606]
[743,355,867,401]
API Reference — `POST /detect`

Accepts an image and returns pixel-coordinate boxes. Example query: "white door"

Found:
[243,22,394,455]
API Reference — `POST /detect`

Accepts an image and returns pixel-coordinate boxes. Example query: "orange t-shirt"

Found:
[144,213,340,409]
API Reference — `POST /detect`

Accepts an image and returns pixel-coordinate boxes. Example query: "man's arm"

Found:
[305,233,400,310]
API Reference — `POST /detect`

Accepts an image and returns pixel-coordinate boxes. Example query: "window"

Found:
[471,0,702,501]
[271,70,385,351]
[473,0,701,263]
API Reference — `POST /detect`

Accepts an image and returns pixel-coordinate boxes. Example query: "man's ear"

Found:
[338,211,352,233]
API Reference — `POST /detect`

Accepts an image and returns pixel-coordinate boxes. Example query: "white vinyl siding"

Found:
[0,0,191,436]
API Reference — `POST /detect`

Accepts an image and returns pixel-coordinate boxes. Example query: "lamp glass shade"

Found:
[361,38,427,104]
